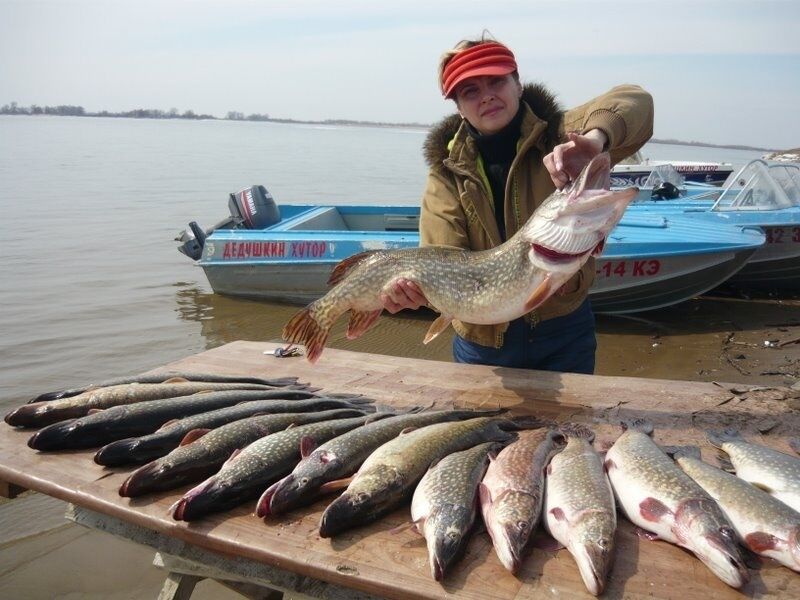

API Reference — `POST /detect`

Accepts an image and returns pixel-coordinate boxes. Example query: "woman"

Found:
[382,37,654,373]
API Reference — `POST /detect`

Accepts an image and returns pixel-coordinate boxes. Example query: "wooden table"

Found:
[1,341,798,599]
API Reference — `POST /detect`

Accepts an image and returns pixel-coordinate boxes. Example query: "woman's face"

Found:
[453,74,522,135]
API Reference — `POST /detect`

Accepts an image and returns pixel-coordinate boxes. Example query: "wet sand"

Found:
[2,291,799,598]
[180,287,800,387]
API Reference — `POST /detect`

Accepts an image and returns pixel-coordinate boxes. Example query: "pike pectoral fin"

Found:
[523,275,552,312]
[346,309,383,340]
[639,497,672,523]
[744,531,779,553]
[318,476,353,494]
[179,429,210,446]
[423,315,453,344]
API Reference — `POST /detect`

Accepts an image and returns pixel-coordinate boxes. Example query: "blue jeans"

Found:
[452,298,597,374]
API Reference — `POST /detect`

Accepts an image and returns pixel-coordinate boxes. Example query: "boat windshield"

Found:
[768,163,800,206]
[710,160,796,211]
[641,164,685,189]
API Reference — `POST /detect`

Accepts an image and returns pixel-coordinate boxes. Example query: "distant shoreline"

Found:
[0,103,778,152]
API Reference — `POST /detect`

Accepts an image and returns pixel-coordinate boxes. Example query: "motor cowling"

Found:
[176,184,280,260]
[650,181,681,201]
[229,185,280,229]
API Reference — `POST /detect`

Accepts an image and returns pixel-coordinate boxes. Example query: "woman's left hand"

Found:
[543,130,608,190]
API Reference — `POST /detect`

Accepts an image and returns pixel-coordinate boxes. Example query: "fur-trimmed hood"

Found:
[423,83,563,167]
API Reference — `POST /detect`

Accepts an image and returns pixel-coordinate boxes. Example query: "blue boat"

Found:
[176,186,765,314]
[627,160,800,289]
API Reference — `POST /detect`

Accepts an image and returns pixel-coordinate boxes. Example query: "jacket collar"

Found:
[423,82,563,168]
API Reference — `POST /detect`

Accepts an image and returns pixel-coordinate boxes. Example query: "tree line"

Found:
[0,101,236,121]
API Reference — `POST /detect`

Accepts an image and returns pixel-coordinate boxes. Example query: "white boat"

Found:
[611,151,734,187]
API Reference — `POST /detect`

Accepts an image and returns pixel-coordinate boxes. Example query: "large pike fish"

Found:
[29,389,347,451]
[95,393,368,466]
[5,379,305,428]
[707,429,800,513]
[543,425,615,596]
[674,449,800,573]
[411,441,500,581]
[120,407,375,498]
[170,412,385,520]
[479,428,566,574]
[261,408,505,517]
[605,420,749,588]
[283,153,636,362]
[318,416,534,538]
[27,371,299,403]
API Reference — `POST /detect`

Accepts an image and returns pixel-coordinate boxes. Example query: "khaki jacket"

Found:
[420,83,654,348]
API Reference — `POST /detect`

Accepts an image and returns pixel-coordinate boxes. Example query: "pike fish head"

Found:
[675,498,749,588]
[482,490,536,574]
[521,153,636,274]
[570,522,616,596]
[426,504,473,581]
[318,465,405,538]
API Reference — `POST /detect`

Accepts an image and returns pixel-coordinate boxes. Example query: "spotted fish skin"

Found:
[96,394,370,466]
[544,427,615,596]
[27,372,300,403]
[318,417,523,538]
[675,451,800,573]
[29,389,332,451]
[708,429,800,513]
[479,428,566,574]
[411,441,500,581]
[5,380,294,428]
[283,153,636,363]
[605,421,749,588]
[262,409,504,517]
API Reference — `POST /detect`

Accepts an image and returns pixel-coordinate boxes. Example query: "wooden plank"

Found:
[0,479,27,499]
[0,341,797,600]
[157,572,201,600]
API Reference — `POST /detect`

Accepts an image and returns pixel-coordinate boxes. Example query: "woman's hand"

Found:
[543,130,608,189]
[380,279,428,314]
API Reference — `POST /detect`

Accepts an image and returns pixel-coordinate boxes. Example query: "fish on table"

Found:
[317,416,537,538]
[283,152,636,362]
[674,448,800,573]
[480,427,566,574]
[170,412,387,521]
[119,407,378,498]
[411,441,500,581]
[708,429,800,513]
[30,390,361,451]
[604,420,749,588]
[95,393,370,466]
[5,379,306,428]
[27,371,300,403]
[543,424,615,596]
[261,408,505,517]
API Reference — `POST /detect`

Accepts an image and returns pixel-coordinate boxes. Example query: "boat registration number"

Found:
[596,260,661,278]
[765,227,800,244]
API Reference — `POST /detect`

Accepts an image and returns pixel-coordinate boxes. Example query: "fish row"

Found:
[5,372,310,428]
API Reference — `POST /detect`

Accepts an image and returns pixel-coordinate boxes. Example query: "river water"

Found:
[0,115,790,415]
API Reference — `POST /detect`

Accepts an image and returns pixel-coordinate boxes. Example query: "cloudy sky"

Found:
[2,0,798,149]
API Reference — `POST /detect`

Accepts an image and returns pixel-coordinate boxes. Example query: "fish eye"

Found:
[299,477,309,486]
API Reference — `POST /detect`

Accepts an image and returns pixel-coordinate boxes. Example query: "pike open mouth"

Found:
[531,240,605,262]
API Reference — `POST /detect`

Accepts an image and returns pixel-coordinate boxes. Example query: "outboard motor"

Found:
[650,181,681,201]
[176,185,280,260]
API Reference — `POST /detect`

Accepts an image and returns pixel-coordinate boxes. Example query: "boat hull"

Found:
[591,248,759,314]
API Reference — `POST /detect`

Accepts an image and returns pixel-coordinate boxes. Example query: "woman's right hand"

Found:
[380,279,428,313]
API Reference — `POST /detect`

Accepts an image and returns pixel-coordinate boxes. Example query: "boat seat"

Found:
[287,207,348,231]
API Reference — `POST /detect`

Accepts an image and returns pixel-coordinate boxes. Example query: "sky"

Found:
[1,0,799,150]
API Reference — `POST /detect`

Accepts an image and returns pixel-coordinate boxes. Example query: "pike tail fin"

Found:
[283,307,331,364]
